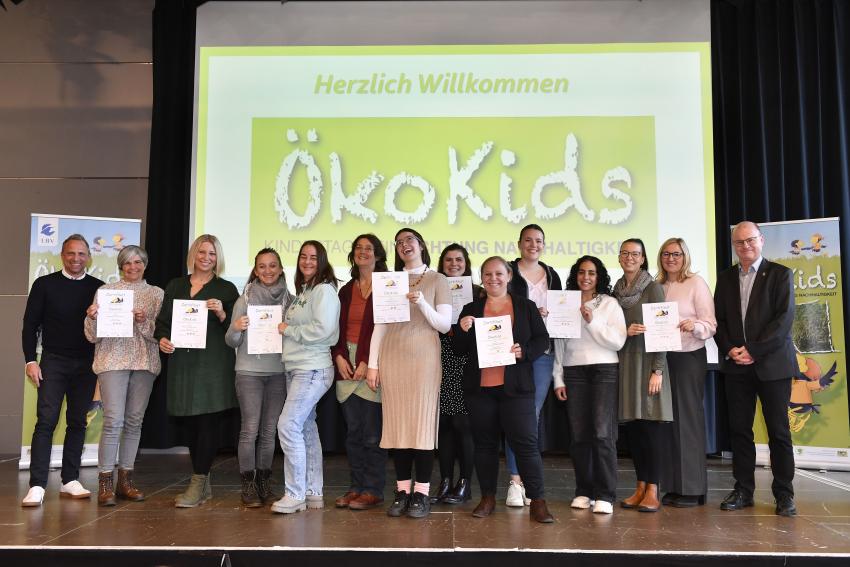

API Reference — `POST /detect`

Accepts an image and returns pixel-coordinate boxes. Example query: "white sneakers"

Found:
[21,486,45,507]
[505,480,531,507]
[60,480,92,499]
[570,496,595,509]
[271,494,307,514]
[592,500,613,514]
[21,481,91,507]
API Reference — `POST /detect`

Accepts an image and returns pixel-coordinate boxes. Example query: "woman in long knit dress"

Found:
[656,237,716,507]
[613,238,672,513]
[366,228,451,519]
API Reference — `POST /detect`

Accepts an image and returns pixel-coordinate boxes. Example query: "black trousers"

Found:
[625,420,667,485]
[181,411,230,475]
[467,386,545,499]
[437,413,474,479]
[29,351,97,488]
[724,370,795,498]
[565,363,619,502]
[340,394,387,496]
[665,349,708,496]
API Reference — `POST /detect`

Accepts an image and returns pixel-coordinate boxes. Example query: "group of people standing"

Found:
[21,220,798,520]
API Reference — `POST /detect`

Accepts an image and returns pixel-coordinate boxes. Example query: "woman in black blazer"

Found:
[452,256,554,523]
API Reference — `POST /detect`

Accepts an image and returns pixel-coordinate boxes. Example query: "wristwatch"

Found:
[652,369,663,376]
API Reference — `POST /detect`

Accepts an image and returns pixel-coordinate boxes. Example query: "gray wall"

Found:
[0,0,154,455]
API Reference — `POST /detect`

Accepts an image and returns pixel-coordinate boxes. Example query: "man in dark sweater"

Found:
[21,234,104,507]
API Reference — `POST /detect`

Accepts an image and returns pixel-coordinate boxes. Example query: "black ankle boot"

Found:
[240,471,262,508]
[430,477,452,504]
[255,469,278,503]
[443,478,471,504]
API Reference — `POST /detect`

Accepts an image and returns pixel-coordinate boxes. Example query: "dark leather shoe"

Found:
[661,492,680,506]
[671,494,706,508]
[720,489,754,511]
[529,499,554,523]
[472,494,496,518]
[443,478,471,504]
[775,494,797,517]
[348,492,384,510]
[407,491,431,518]
[386,490,410,517]
[335,491,360,508]
[430,477,451,504]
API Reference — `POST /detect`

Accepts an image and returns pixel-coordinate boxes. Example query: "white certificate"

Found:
[372,271,410,324]
[474,315,516,369]
[247,305,283,355]
[170,300,208,349]
[447,276,474,324]
[642,301,682,353]
[545,290,582,338]
[96,289,134,338]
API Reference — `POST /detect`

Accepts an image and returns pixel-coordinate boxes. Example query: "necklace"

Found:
[408,266,428,290]
[357,277,372,298]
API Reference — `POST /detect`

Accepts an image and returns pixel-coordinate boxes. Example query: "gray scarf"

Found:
[613,269,654,309]
[243,278,291,308]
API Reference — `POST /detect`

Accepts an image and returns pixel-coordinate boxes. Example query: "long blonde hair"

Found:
[656,237,696,284]
[187,234,225,276]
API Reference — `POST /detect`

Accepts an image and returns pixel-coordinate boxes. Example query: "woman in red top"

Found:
[330,234,388,510]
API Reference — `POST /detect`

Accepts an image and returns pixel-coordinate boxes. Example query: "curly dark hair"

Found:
[565,255,612,295]
[347,234,388,279]
[437,243,472,277]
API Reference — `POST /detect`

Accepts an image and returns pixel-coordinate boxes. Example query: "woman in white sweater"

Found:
[553,255,627,514]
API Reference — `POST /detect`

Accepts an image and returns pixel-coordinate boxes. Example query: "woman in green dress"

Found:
[155,234,239,508]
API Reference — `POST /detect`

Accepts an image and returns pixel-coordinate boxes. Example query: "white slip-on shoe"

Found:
[22,486,45,507]
[506,481,525,507]
[570,496,595,509]
[60,480,92,499]
[593,500,614,514]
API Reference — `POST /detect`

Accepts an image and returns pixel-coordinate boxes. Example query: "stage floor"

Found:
[2,452,850,556]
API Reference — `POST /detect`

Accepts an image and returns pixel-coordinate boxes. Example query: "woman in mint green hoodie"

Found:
[271,241,340,515]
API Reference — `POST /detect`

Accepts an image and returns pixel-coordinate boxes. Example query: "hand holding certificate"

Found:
[96,289,134,338]
[474,315,516,368]
[247,305,283,354]
[372,272,410,323]
[170,299,208,349]
[641,301,682,352]
[545,290,582,338]
[447,276,474,324]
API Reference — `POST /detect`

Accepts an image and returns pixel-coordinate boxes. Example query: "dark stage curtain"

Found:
[143,0,850,453]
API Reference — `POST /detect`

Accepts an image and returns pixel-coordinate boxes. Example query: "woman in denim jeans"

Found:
[553,256,626,515]
[506,224,562,507]
[225,248,293,507]
[271,241,340,514]
[84,245,163,506]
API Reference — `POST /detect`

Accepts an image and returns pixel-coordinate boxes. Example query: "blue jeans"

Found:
[340,394,386,496]
[278,367,333,500]
[98,369,156,473]
[236,373,286,472]
[505,351,553,475]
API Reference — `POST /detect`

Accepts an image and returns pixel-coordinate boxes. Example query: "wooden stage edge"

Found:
[2,453,850,566]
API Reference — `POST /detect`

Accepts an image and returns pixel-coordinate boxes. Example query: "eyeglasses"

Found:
[395,235,417,247]
[661,252,683,259]
[733,236,761,248]
[619,251,642,258]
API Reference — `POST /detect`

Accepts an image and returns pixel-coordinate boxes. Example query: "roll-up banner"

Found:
[751,218,849,471]
[20,214,142,470]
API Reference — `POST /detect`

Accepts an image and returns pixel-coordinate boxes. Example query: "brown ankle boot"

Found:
[98,471,116,507]
[472,494,496,518]
[116,468,145,501]
[530,499,554,523]
[638,483,660,512]
[620,481,646,509]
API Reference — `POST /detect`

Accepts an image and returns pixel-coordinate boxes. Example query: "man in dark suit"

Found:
[714,221,798,517]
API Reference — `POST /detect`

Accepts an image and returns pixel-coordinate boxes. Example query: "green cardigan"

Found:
[155,275,239,416]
